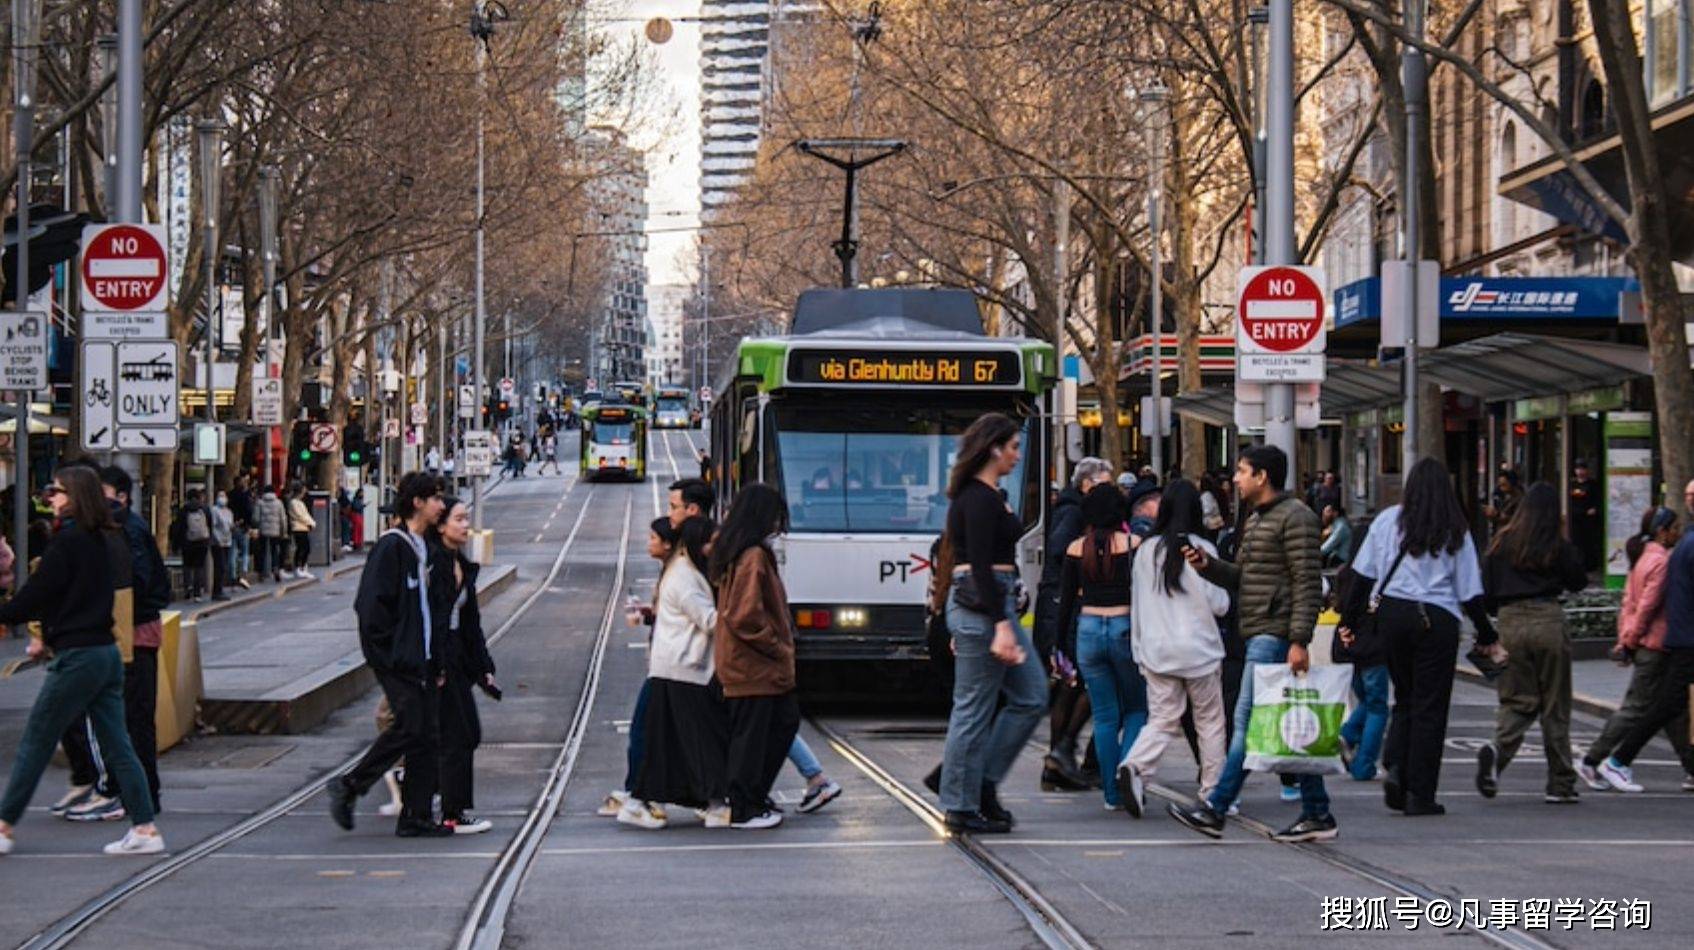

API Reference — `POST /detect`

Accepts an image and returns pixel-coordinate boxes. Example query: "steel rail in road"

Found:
[19,472,593,950]
[812,718,1097,950]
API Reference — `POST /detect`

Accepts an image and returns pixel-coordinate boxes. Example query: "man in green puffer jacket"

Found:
[1168,445,1336,844]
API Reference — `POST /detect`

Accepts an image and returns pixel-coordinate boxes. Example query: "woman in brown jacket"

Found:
[708,483,798,829]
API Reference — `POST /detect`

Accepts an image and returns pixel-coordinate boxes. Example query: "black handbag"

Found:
[951,571,1007,615]
[1332,544,1408,666]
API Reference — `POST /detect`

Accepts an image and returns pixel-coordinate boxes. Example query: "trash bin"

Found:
[307,490,338,566]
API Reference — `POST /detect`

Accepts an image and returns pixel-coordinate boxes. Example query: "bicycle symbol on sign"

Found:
[86,377,112,408]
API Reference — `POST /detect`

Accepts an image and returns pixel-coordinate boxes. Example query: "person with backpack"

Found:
[255,485,287,581]
[178,489,212,601]
[287,483,316,579]
[209,492,234,602]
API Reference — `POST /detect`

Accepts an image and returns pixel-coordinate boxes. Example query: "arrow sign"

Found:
[81,224,170,312]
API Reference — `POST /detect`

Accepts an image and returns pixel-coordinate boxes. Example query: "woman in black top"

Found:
[1056,484,1146,811]
[936,413,1046,834]
[0,466,165,856]
[430,497,498,835]
[1478,482,1589,803]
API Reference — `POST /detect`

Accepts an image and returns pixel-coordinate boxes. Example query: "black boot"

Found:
[1041,745,1091,792]
[1077,740,1102,789]
[980,781,1015,829]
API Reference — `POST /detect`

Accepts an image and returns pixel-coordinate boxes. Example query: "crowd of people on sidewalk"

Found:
[165,476,337,603]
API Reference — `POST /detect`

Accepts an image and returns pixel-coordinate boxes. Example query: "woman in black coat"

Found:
[430,497,498,834]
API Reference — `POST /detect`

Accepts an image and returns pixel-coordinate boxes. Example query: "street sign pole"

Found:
[198,120,222,507]
[1265,0,1297,490]
[114,0,146,504]
[1401,0,1428,471]
[259,165,278,490]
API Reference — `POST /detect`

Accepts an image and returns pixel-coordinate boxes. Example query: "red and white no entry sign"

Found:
[1237,265,1325,354]
[81,224,170,312]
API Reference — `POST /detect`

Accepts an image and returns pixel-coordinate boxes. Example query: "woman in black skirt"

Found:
[429,497,498,834]
[620,516,729,829]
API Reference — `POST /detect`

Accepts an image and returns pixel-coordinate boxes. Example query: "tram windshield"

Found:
[774,404,1032,534]
[592,422,634,445]
[655,396,688,414]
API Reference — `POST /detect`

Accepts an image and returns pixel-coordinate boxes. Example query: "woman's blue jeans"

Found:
[1074,614,1147,807]
[939,573,1047,813]
[1339,664,1390,780]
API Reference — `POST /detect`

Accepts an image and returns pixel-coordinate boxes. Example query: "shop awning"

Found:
[1172,333,1652,425]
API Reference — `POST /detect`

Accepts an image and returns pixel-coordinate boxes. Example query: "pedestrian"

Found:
[1320,504,1353,567]
[936,413,1045,834]
[430,496,497,834]
[0,466,167,856]
[1590,486,1694,792]
[229,475,254,588]
[1117,479,1229,817]
[1484,469,1522,536]
[622,516,730,829]
[256,484,287,581]
[1056,483,1148,811]
[708,483,800,829]
[598,517,683,822]
[209,491,234,602]
[327,472,450,837]
[179,488,212,601]
[1339,458,1500,814]
[337,488,354,552]
[538,430,560,475]
[668,477,714,528]
[1169,445,1336,843]
[425,445,442,475]
[1579,505,1694,792]
[349,487,366,551]
[1568,459,1602,572]
[287,483,316,579]
[1478,481,1589,803]
[1033,458,1110,792]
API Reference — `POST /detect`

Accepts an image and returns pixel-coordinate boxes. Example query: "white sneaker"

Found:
[296,569,315,580]
[597,790,630,817]
[615,799,667,829]
[378,768,403,817]
[1576,760,1610,791]
[50,784,95,816]
[695,804,732,828]
[447,814,492,835]
[66,795,125,822]
[1598,758,1644,793]
[0,832,12,855]
[730,810,783,829]
[103,828,165,855]
[1681,776,1694,792]
[797,779,842,814]
[1122,765,1145,819]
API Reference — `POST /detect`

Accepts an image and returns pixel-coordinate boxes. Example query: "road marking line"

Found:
[537,839,943,857]
[207,852,502,861]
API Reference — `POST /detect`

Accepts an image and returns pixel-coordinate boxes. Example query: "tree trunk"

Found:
[1168,87,1208,480]
[1091,214,1121,472]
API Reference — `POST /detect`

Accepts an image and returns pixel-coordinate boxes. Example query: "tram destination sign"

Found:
[785,348,1023,389]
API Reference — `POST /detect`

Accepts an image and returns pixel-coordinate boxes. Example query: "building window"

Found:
[1580,79,1608,140]
[1499,122,1518,242]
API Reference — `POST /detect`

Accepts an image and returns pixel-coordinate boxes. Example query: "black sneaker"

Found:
[1168,801,1225,839]
[979,782,1015,829]
[1543,790,1580,805]
[943,810,1011,834]
[326,777,356,831]
[1118,764,1145,819]
[1402,799,1446,816]
[1383,768,1406,811]
[1272,813,1338,842]
[395,816,454,837]
[1475,744,1498,799]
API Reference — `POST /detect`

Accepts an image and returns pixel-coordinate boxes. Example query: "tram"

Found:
[579,402,648,481]
[651,387,694,429]
[709,287,1057,664]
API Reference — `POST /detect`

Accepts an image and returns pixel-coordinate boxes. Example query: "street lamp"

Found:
[198,118,224,503]
[11,0,42,587]
[468,0,508,531]
[1139,83,1171,480]
[1247,5,1269,265]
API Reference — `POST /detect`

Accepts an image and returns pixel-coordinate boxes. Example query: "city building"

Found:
[586,130,649,384]
[699,1,772,221]
[646,283,690,386]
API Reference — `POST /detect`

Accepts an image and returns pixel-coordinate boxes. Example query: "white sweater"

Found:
[647,555,719,685]
[1130,535,1229,679]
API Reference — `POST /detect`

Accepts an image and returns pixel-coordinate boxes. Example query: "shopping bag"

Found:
[1243,662,1352,775]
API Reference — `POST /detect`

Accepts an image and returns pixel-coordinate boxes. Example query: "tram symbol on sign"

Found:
[120,353,173,382]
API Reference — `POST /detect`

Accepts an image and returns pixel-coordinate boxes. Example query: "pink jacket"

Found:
[1619,541,1671,651]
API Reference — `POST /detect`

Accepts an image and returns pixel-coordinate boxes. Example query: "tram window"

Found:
[772,405,1032,533]
[594,423,633,445]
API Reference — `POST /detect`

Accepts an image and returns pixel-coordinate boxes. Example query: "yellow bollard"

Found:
[153,611,203,753]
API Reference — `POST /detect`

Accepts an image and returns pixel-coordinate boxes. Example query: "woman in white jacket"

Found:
[1117,480,1230,818]
[620,516,730,829]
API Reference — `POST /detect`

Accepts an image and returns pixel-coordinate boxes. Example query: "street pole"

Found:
[198,121,223,506]
[259,165,279,489]
[12,0,41,586]
[1401,0,1427,470]
[470,11,493,531]
[700,245,711,394]
[1264,0,1297,490]
[1052,177,1070,485]
[111,0,145,500]
[1142,84,1170,481]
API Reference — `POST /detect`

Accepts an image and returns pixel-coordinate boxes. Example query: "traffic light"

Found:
[497,398,511,419]
[343,426,367,467]
[291,421,315,464]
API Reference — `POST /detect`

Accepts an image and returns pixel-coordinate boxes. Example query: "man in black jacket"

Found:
[328,472,449,837]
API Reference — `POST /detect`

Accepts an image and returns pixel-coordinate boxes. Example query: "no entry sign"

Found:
[81,224,170,313]
[1236,265,1326,382]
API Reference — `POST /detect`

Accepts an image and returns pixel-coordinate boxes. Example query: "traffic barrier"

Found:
[154,610,203,752]
[469,528,495,564]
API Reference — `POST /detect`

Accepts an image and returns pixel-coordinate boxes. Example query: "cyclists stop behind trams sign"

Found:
[1236,265,1327,383]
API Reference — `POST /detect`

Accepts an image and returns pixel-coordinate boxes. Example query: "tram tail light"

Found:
[795,609,833,629]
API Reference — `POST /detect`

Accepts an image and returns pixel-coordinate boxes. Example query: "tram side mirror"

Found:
[1065,422,1084,463]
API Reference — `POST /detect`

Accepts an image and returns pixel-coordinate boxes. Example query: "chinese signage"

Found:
[1334,276,1640,328]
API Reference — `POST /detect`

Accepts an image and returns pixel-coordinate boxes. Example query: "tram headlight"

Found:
[836,607,868,629]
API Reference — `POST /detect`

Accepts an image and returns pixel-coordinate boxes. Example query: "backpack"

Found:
[185,507,210,543]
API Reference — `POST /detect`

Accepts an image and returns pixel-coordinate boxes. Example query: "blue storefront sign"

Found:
[1334,275,1640,329]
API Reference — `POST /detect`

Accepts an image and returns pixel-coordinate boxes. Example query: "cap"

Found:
[1117,473,1137,490]
[1127,479,1163,511]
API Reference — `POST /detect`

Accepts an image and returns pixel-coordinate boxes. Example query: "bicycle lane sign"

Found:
[81,341,117,451]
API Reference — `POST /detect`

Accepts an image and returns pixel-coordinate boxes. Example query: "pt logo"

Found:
[878,553,932,583]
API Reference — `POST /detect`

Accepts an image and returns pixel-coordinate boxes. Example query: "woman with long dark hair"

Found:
[1116,480,1228,817]
[1478,481,1589,803]
[937,413,1045,834]
[429,497,498,835]
[1578,506,1694,791]
[1339,457,1499,815]
[709,484,799,829]
[599,518,682,821]
[625,516,731,828]
[1055,484,1146,810]
[0,466,166,855]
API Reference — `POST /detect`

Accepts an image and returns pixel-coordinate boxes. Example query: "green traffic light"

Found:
[298,449,313,462]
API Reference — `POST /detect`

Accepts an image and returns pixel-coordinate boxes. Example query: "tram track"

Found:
[18,472,599,950]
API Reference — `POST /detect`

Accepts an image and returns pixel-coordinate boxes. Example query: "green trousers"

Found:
[1492,600,1577,796]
